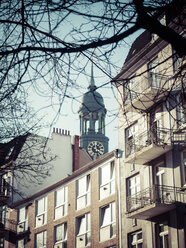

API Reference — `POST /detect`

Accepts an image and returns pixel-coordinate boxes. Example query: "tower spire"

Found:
[88,61,96,90]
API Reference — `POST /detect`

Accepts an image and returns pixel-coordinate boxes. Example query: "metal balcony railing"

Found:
[123,74,171,105]
[0,182,10,198]
[125,128,172,157]
[172,131,186,145]
[126,185,186,213]
[0,217,17,233]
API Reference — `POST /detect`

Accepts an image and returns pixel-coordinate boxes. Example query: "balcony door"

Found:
[155,163,165,203]
[148,58,160,88]
[125,122,138,157]
[127,174,141,211]
[150,106,162,144]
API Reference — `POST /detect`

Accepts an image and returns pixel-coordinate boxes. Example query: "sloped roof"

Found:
[124,30,151,64]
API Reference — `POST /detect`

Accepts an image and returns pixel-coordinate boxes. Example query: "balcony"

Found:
[123,74,171,112]
[172,131,186,146]
[126,185,186,220]
[0,183,10,206]
[0,217,17,237]
[125,128,172,164]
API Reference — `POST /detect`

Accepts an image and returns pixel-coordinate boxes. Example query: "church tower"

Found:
[78,64,109,158]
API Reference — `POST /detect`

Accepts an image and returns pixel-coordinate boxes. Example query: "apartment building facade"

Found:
[113,13,186,248]
[1,150,119,248]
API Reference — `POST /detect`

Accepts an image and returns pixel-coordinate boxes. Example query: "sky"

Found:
[26,5,142,152]
[30,42,131,152]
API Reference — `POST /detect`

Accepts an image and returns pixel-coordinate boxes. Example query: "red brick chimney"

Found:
[73,135,79,171]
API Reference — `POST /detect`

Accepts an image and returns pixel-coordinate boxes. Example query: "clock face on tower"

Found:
[87,141,104,157]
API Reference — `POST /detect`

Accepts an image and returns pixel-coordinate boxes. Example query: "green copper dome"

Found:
[79,89,106,114]
[79,63,106,115]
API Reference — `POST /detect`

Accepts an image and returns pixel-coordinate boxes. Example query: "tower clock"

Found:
[78,63,109,158]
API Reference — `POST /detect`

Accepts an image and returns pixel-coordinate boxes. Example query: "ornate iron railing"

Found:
[123,74,171,105]
[172,131,186,145]
[0,217,17,233]
[125,128,172,157]
[0,182,10,198]
[126,184,186,213]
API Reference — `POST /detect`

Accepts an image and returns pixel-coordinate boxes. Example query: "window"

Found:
[172,49,182,72]
[181,151,186,186]
[17,238,28,248]
[127,174,140,211]
[150,106,163,144]
[100,202,116,242]
[176,94,186,127]
[76,213,90,247]
[0,238,4,248]
[128,230,143,248]
[127,174,140,197]
[17,206,28,233]
[132,218,137,227]
[0,175,11,197]
[124,77,137,103]
[54,186,68,219]
[0,206,6,226]
[99,161,115,200]
[76,175,90,210]
[125,122,138,157]
[35,231,46,248]
[148,58,160,88]
[35,196,47,227]
[54,223,67,246]
[157,223,169,248]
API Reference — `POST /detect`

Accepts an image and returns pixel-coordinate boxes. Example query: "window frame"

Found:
[100,202,116,239]
[35,196,47,227]
[156,223,169,248]
[76,213,91,247]
[181,150,186,186]
[128,230,143,248]
[127,174,140,197]
[148,57,160,88]
[172,49,182,72]
[17,206,28,233]
[35,230,46,248]
[176,94,186,128]
[125,122,138,157]
[76,174,90,210]
[54,222,67,245]
[0,238,4,248]
[54,186,68,219]
[99,161,115,199]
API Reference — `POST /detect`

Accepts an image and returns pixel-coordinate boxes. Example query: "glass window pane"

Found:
[129,230,143,248]
[55,188,64,206]
[17,239,24,248]
[87,175,90,191]
[77,176,86,196]
[101,205,110,226]
[36,231,46,247]
[55,225,62,242]
[37,197,46,215]
[87,213,90,231]
[111,202,116,222]
[101,164,110,185]
[137,232,142,239]
[111,162,115,180]
[78,216,86,235]
[19,207,25,222]
[165,234,169,248]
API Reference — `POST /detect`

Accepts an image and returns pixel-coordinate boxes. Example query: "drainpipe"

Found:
[115,149,122,248]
